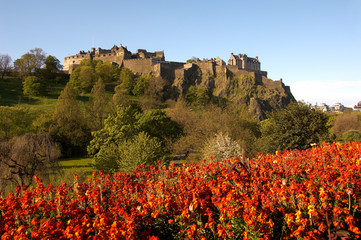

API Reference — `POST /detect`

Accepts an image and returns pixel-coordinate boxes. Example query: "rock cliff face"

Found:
[166,63,295,120]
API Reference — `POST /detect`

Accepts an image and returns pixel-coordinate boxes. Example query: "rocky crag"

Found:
[64,44,295,120]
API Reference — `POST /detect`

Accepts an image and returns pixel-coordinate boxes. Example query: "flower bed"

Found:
[1,142,360,239]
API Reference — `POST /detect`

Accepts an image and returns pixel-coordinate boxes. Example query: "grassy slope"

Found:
[59,157,94,173]
[0,76,67,111]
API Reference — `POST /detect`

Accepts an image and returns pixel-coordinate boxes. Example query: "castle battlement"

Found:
[64,43,266,78]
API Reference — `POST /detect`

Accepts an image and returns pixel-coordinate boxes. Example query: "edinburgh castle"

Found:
[64,43,267,79]
[64,43,294,119]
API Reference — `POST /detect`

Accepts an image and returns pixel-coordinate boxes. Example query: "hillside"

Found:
[169,64,295,120]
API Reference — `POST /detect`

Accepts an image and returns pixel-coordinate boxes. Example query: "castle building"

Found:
[228,53,260,71]
[62,44,296,120]
[63,44,165,73]
[64,44,266,78]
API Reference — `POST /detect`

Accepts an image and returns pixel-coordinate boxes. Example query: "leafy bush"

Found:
[88,105,182,173]
[342,129,361,142]
[23,76,47,96]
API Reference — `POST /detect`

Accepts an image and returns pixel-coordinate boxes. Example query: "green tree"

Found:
[50,83,91,156]
[87,105,141,157]
[119,67,135,94]
[0,107,38,140]
[117,132,165,173]
[44,55,62,72]
[79,65,97,93]
[168,101,259,158]
[137,109,183,143]
[87,78,107,131]
[23,76,47,96]
[69,59,103,93]
[95,61,119,83]
[186,86,210,106]
[93,132,165,174]
[133,75,150,96]
[39,55,63,81]
[109,83,130,114]
[341,129,361,143]
[258,101,331,154]
[14,48,46,78]
[88,105,182,173]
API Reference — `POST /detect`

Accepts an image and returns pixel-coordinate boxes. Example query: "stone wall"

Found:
[195,62,215,76]
[159,62,184,80]
[64,53,92,72]
[123,58,154,75]
[92,53,123,66]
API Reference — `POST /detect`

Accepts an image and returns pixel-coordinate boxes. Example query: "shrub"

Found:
[23,76,47,96]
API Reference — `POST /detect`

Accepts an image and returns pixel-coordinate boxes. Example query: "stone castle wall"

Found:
[123,59,154,75]
[195,62,215,76]
[92,52,124,65]
[64,44,269,83]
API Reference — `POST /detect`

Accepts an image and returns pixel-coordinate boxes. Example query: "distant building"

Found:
[316,103,330,112]
[331,103,345,113]
[354,101,361,111]
[228,53,260,71]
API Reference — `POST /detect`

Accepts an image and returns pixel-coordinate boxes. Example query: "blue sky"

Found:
[1,0,360,107]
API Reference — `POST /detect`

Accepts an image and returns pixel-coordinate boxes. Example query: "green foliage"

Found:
[116,132,166,173]
[32,112,53,133]
[87,78,107,131]
[44,55,62,72]
[0,106,38,140]
[258,101,331,154]
[69,59,118,93]
[186,86,210,106]
[93,132,166,174]
[119,67,135,95]
[49,83,91,156]
[79,66,97,93]
[132,75,150,96]
[168,101,260,158]
[87,105,142,156]
[137,109,183,143]
[14,48,46,78]
[88,105,182,173]
[95,61,120,83]
[341,129,361,142]
[109,84,130,114]
[23,76,47,96]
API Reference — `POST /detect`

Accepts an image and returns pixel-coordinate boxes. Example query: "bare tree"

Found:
[0,133,60,194]
[29,48,46,69]
[13,48,46,78]
[0,54,12,79]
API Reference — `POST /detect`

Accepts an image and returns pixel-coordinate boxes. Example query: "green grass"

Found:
[59,157,95,173]
[0,76,121,113]
[0,77,23,105]
[57,157,96,183]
